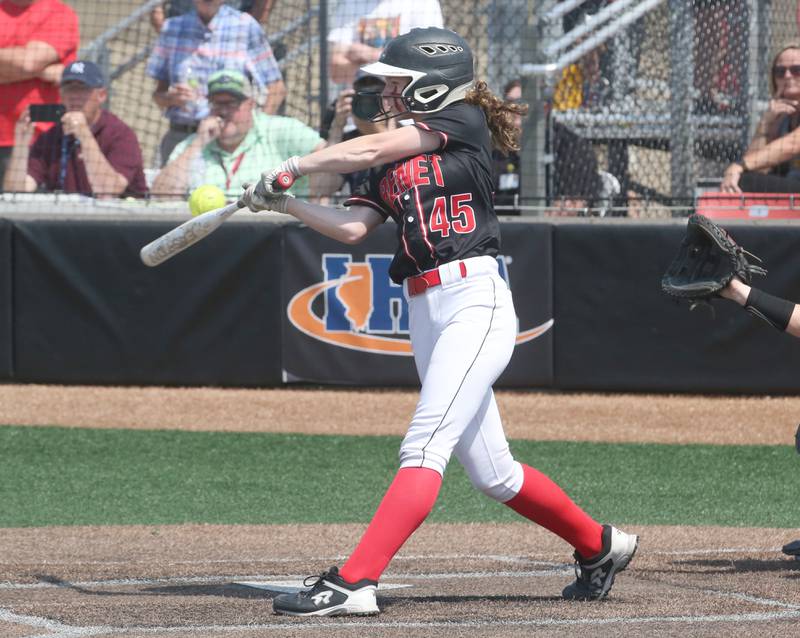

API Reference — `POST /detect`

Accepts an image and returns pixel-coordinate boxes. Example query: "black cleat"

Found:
[562,525,639,601]
[272,566,379,616]
[782,539,800,559]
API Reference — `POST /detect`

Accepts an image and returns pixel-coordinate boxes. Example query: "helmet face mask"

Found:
[361,27,474,116]
[366,76,415,123]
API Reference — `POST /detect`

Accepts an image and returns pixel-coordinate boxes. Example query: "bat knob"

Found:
[274,172,295,190]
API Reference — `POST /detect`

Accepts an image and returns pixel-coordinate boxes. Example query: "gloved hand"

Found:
[661,213,767,307]
[258,156,302,196]
[240,181,293,213]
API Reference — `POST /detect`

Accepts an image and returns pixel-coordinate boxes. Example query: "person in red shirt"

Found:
[0,0,79,188]
[3,60,148,197]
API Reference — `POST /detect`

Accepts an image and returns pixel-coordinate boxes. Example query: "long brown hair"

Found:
[770,42,800,96]
[465,80,529,154]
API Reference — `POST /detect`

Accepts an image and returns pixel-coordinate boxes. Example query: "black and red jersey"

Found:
[344,102,500,284]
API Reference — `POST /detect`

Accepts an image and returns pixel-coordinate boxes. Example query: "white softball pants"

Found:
[399,255,525,502]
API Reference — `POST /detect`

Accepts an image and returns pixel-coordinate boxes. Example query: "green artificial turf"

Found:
[0,425,797,528]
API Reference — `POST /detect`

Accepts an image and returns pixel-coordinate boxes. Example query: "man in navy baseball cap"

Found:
[3,58,147,197]
[57,60,113,151]
[60,60,106,88]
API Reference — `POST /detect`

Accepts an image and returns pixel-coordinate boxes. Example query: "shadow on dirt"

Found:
[144,584,272,598]
[29,576,576,603]
[32,575,272,599]
[663,558,800,575]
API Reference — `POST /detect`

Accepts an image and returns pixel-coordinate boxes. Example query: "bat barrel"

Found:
[140,200,243,267]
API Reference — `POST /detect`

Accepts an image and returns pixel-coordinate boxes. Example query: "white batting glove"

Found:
[257,156,302,196]
[240,182,293,213]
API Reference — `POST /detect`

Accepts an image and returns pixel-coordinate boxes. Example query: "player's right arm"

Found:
[284,201,385,244]
[298,125,441,176]
[244,124,439,237]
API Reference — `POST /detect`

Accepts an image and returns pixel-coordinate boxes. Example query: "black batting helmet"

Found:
[361,27,474,114]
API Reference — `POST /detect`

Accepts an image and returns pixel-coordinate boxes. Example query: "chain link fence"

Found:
[519,0,797,217]
[1,0,799,214]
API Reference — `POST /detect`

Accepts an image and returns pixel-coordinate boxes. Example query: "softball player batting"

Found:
[241,27,638,616]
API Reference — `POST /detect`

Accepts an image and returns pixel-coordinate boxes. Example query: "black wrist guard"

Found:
[744,287,795,331]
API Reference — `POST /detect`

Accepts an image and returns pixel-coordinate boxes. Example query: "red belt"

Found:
[406,261,467,296]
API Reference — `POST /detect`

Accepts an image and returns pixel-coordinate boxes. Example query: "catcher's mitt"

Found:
[661,214,767,304]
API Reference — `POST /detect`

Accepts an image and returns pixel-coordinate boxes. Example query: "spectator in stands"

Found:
[151,69,331,199]
[0,0,79,188]
[693,0,747,116]
[551,119,618,214]
[721,43,800,194]
[493,79,617,215]
[327,0,443,86]
[3,60,147,197]
[150,0,273,32]
[492,79,524,212]
[321,73,396,195]
[147,0,286,166]
[552,3,610,112]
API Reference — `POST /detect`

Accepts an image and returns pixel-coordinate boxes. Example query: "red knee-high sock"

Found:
[340,467,442,583]
[504,463,603,558]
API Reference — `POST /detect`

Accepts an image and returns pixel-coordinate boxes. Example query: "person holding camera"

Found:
[2,60,147,197]
[0,0,79,188]
[321,72,396,196]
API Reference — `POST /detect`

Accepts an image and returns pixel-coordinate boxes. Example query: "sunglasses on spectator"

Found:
[210,97,245,111]
[773,65,800,79]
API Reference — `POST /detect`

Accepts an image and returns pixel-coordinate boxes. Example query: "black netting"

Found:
[0,1,796,217]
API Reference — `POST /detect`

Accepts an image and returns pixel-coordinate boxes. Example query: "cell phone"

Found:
[29,104,66,123]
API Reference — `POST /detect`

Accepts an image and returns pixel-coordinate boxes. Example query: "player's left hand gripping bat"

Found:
[140,172,295,267]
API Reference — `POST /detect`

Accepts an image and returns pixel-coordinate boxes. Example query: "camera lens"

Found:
[352,93,382,120]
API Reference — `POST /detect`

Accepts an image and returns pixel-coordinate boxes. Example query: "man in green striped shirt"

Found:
[152,70,333,200]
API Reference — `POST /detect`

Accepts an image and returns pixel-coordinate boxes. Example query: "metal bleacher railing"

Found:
[517,0,779,217]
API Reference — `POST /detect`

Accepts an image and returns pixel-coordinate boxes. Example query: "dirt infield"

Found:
[1,384,798,444]
[1,523,798,637]
[1,385,799,637]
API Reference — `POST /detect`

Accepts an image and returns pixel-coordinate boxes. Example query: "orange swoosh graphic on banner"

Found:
[516,318,554,344]
[288,279,555,355]
[287,278,413,355]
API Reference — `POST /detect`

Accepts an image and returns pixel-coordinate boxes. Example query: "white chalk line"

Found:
[10,610,800,638]
[653,547,785,556]
[0,547,784,569]
[0,607,74,632]
[708,589,800,611]
[2,549,797,637]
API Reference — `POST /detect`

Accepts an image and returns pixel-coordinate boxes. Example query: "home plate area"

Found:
[237,579,414,594]
[0,524,799,637]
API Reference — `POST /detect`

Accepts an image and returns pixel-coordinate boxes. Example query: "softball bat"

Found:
[139,172,295,267]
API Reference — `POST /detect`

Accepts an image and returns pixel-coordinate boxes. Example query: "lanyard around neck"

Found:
[214,151,246,191]
[59,134,80,191]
